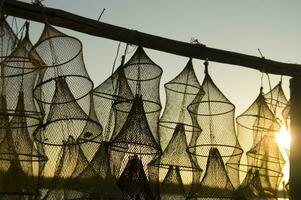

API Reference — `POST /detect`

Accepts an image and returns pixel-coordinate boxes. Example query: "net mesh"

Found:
[117,155,154,200]
[188,148,235,199]
[29,24,93,104]
[187,67,242,160]
[160,165,186,200]
[0,21,46,198]
[233,89,284,198]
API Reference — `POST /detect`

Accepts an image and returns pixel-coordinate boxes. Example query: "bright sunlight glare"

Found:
[276,126,291,151]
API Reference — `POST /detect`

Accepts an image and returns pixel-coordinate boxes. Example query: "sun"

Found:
[276,125,291,151]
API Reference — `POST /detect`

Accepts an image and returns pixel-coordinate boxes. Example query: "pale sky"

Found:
[17,0,301,115]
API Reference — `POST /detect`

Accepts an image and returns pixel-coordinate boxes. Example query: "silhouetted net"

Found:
[160,165,186,200]
[231,89,284,198]
[187,64,242,199]
[29,24,93,104]
[0,21,46,199]
[117,155,154,200]
[188,148,235,200]
[109,46,162,178]
[264,82,288,124]
[159,58,203,150]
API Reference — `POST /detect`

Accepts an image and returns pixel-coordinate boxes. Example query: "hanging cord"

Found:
[110,42,121,90]
[203,59,215,143]
[97,8,106,21]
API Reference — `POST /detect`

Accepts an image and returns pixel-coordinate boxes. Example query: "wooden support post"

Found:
[289,76,301,200]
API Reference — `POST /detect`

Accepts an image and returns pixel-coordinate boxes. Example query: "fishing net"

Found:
[160,165,186,200]
[41,136,84,200]
[0,19,18,62]
[64,141,124,199]
[188,148,235,200]
[33,77,102,146]
[159,58,203,150]
[117,155,154,200]
[109,46,162,177]
[229,89,284,198]
[93,66,134,142]
[0,22,46,198]
[28,24,93,104]
[264,82,288,123]
[187,64,242,161]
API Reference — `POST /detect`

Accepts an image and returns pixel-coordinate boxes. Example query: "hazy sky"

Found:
[18,0,301,115]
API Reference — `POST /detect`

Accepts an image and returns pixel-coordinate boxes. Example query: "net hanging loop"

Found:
[204,58,209,74]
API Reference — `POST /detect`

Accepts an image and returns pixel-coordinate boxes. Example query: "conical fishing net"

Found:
[231,89,284,198]
[33,77,102,146]
[0,19,18,62]
[160,165,186,200]
[29,24,93,104]
[0,22,46,199]
[235,168,267,200]
[108,46,162,177]
[187,64,242,161]
[41,136,84,200]
[64,142,124,199]
[93,67,134,142]
[151,123,200,171]
[264,82,288,123]
[117,46,162,143]
[117,155,154,200]
[159,58,203,149]
[188,147,235,200]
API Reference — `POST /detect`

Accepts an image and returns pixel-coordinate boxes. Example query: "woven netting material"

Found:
[151,123,201,171]
[264,82,288,123]
[29,24,93,104]
[117,155,154,200]
[229,90,285,198]
[160,165,186,200]
[93,67,134,142]
[188,148,235,200]
[187,71,242,160]
[0,21,46,197]
[107,47,162,178]
[63,142,124,200]
[33,78,102,146]
[159,58,203,150]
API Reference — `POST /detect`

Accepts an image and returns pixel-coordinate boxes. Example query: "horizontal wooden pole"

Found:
[2,0,301,77]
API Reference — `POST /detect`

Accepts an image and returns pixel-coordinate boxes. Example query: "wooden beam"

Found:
[2,0,301,76]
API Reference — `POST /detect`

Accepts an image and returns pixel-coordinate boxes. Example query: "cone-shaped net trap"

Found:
[108,47,162,177]
[29,24,93,104]
[264,82,288,123]
[41,136,86,200]
[151,123,200,171]
[159,58,203,149]
[188,148,235,200]
[118,46,162,143]
[0,23,46,198]
[160,165,186,200]
[0,19,18,62]
[230,90,284,198]
[187,66,242,160]
[111,94,160,155]
[117,155,154,200]
[64,142,124,200]
[33,77,102,146]
[93,66,134,141]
